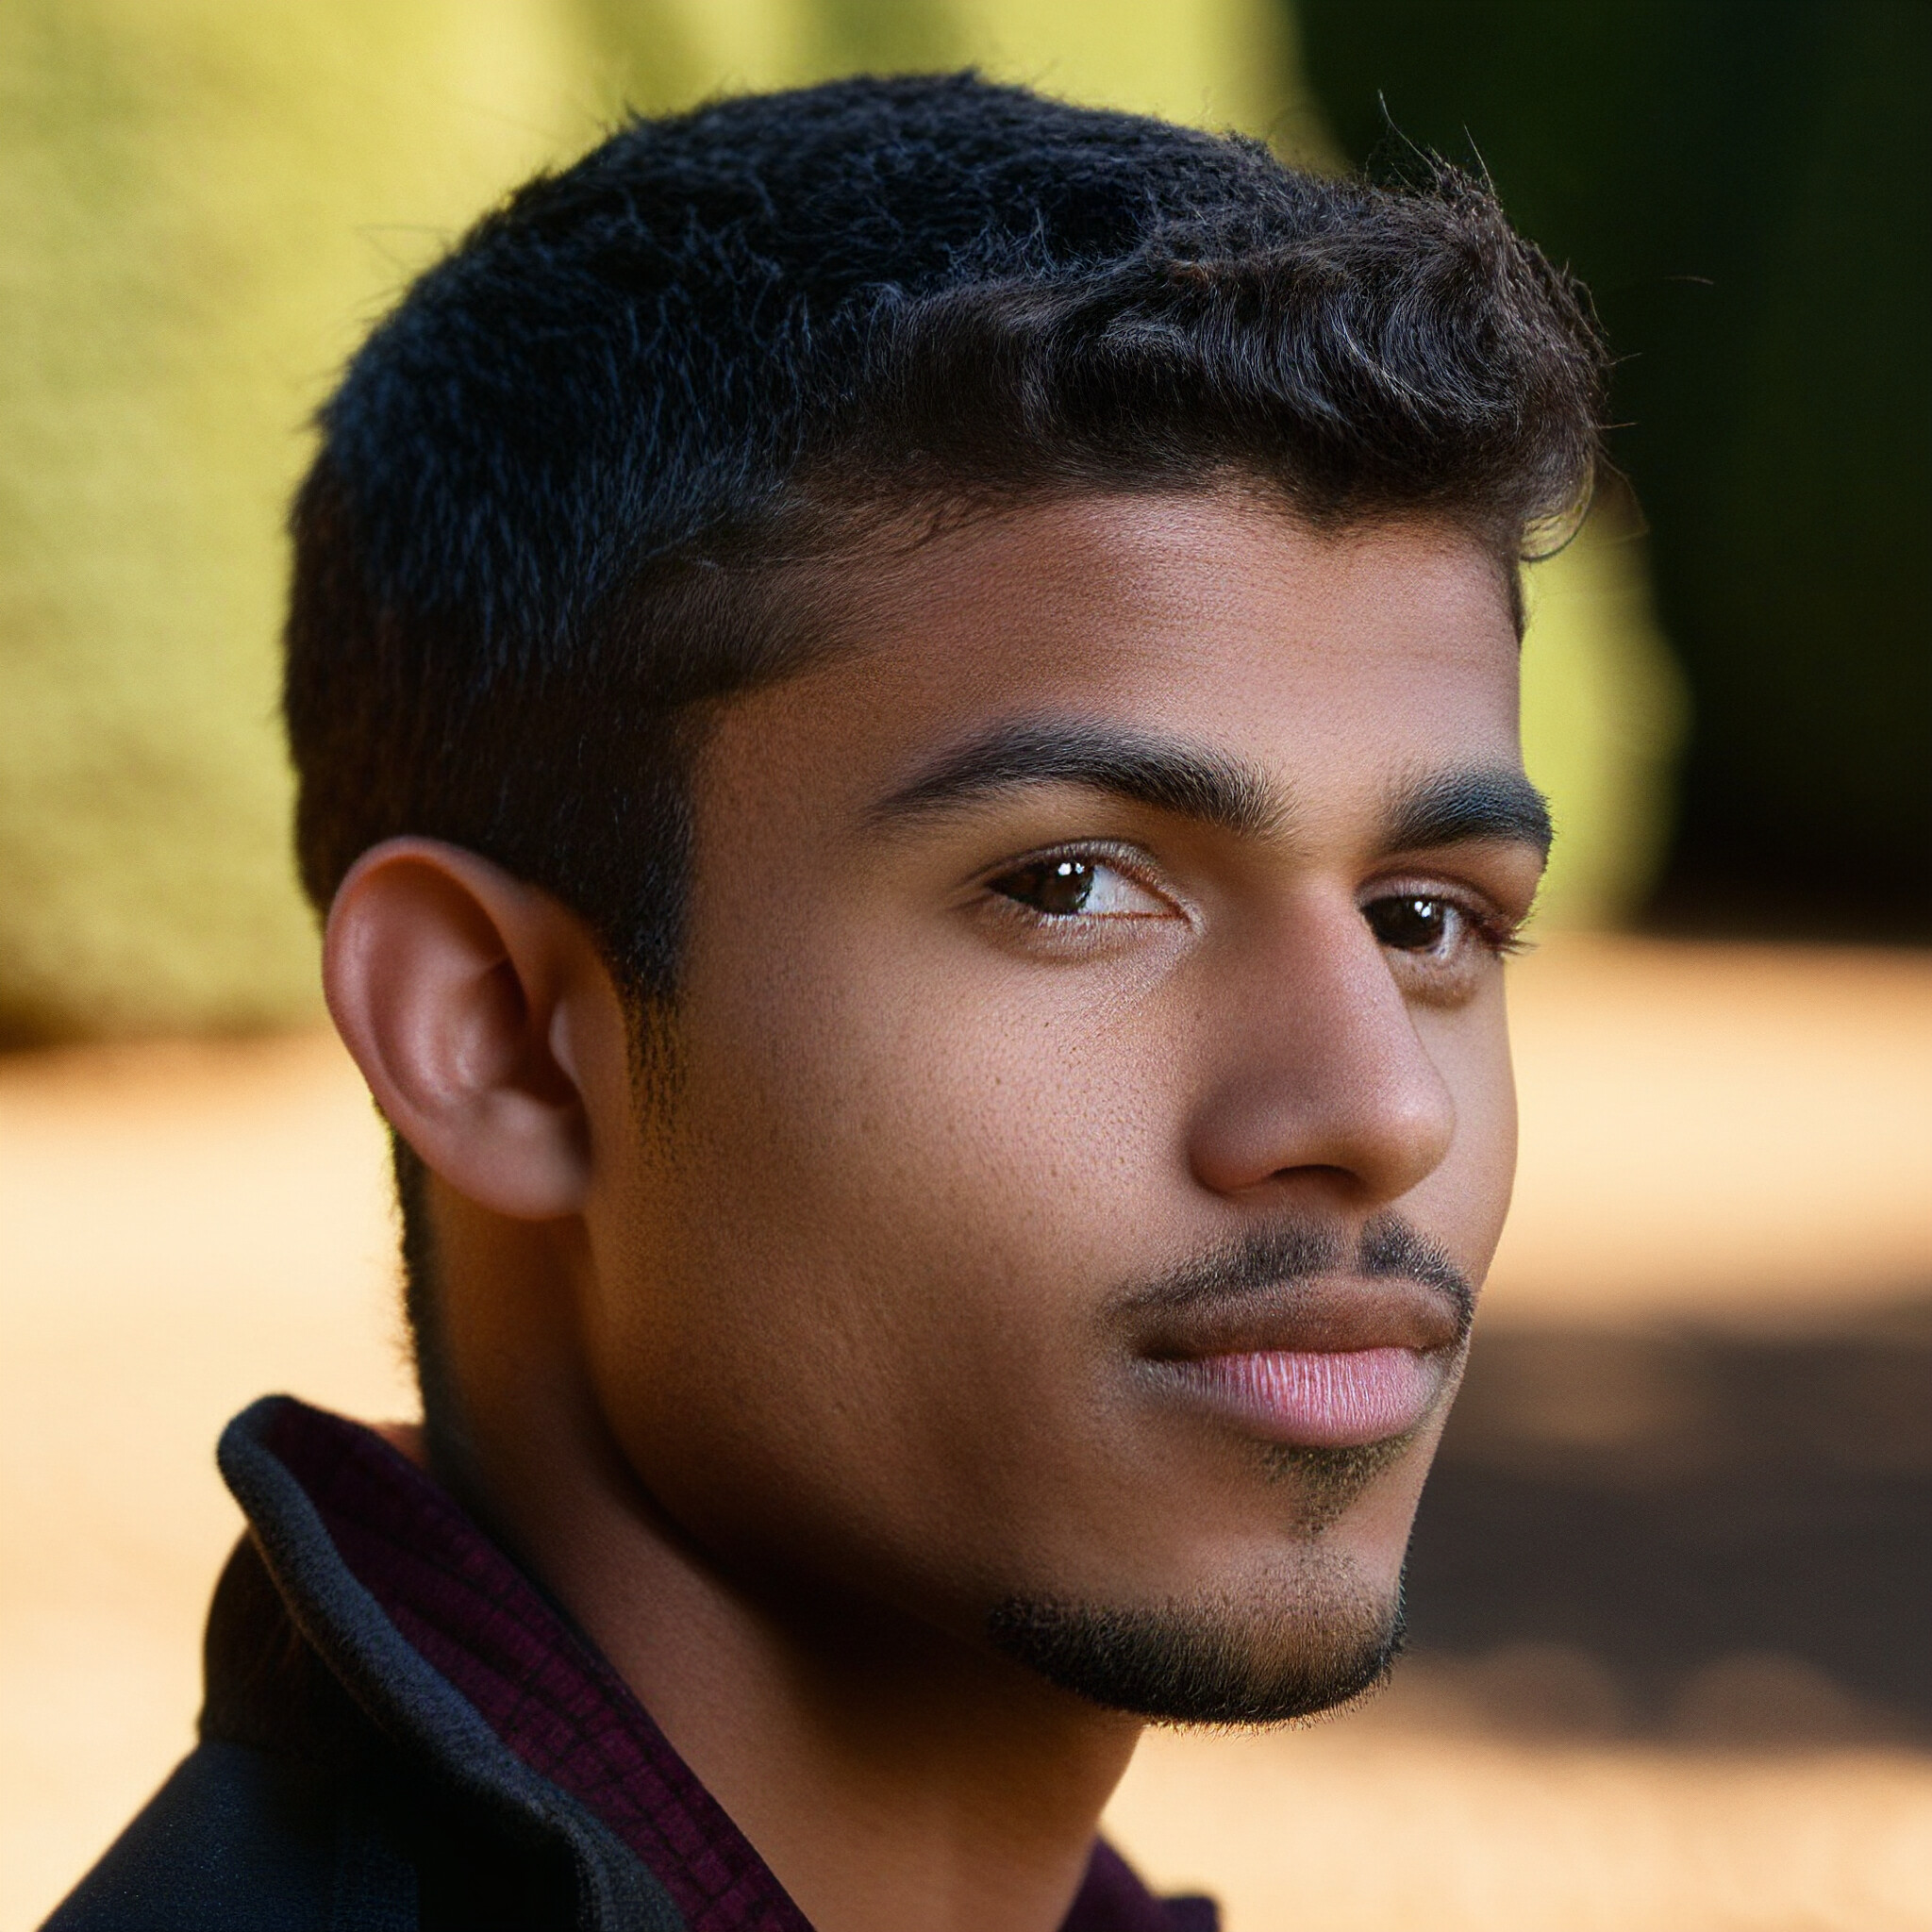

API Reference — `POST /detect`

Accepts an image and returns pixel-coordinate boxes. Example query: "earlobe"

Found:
[324,839,597,1221]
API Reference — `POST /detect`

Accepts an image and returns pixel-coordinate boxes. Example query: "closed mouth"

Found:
[1146,1343,1448,1448]
[1131,1269,1467,1448]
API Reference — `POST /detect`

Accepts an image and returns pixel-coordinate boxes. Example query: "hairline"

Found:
[692,472,1531,702]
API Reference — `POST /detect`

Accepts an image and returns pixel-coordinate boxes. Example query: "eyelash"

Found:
[978,841,1175,924]
[1366,883,1530,959]
[1474,905,1530,956]
[978,845,1529,966]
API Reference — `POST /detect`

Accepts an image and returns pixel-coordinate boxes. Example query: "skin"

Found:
[326,492,1545,1932]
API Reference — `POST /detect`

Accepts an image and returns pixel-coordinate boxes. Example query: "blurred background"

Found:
[2,2,1927,1926]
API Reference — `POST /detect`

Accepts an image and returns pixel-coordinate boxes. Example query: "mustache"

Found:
[1108,1211,1476,1346]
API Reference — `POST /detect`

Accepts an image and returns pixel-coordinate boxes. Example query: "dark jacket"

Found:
[44,1397,1216,1932]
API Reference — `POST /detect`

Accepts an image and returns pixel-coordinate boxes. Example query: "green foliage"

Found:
[1520,510,1688,930]
[1296,0,1931,935]
[0,0,1668,1041]
[0,0,577,1041]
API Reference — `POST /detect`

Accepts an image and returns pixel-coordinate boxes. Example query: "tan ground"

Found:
[4,934,1929,1929]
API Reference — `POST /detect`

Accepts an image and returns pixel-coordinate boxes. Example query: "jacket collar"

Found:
[214,1394,1212,1932]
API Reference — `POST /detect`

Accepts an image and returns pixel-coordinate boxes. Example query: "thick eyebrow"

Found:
[1384,769,1553,860]
[868,720,1289,841]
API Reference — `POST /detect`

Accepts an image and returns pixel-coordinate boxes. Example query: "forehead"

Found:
[734,493,1522,808]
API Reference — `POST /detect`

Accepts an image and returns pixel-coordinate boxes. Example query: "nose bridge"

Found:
[1186,900,1457,1205]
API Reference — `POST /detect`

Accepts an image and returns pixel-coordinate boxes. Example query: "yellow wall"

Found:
[0,0,1674,1041]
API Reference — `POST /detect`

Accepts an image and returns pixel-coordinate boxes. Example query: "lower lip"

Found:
[1158,1347,1441,1448]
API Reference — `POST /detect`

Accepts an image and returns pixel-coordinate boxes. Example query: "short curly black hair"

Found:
[285,72,1602,1007]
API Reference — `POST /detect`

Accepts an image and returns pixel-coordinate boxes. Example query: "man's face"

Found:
[577,493,1542,1720]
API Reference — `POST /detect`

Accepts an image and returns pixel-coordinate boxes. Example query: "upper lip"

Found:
[1131,1274,1466,1364]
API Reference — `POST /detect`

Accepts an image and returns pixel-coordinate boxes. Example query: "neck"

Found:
[431,1197,1143,1932]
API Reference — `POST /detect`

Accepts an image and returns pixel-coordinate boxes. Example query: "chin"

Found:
[984,1542,1406,1726]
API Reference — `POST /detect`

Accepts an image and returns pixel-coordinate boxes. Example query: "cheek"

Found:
[584,932,1175,1589]
[1411,978,1519,1271]
[693,900,1181,1298]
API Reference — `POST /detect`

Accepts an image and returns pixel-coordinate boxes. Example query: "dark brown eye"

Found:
[991,857,1096,916]
[1364,893,1457,952]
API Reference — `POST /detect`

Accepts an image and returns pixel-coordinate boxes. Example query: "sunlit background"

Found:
[3,2,1927,1926]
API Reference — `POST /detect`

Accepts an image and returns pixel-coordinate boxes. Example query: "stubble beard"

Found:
[986,1534,1405,1726]
[989,1435,1409,1726]
[985,1212,1468,1724]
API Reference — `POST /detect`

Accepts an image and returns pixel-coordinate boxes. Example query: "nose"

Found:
[1186,895,1457,1208]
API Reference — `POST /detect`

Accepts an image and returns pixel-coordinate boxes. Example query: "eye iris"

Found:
[1002,858,1094,915]
[1369,895,1449,950]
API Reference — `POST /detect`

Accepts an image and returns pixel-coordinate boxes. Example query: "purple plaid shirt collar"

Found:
[262,1400,1214,1932]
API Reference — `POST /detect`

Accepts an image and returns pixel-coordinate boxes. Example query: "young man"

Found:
[51,74,1599,1932]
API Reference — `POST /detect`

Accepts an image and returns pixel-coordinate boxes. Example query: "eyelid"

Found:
[1364,861,1527,917]
[1372,841,1545,897]
[1362,876,1529,955]
[974,839,1190,919]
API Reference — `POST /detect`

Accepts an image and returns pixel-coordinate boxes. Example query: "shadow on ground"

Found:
[1402,1300,1932,1743]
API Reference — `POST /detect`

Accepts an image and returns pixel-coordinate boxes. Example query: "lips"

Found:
[1154,1345,1444,1447]
[1128,1268,1467,1449]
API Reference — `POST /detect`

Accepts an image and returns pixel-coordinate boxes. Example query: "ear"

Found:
[324,838,617,1221]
